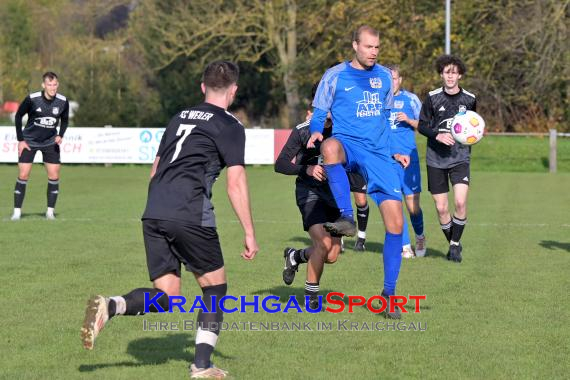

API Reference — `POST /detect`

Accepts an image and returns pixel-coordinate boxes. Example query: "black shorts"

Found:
[348,172,367,194]
[19,144,60,164]
[427,163,470,194]
[142,219,224,281]
[297,199,341,235]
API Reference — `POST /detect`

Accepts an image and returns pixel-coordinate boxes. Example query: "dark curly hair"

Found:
[435,55,466,75]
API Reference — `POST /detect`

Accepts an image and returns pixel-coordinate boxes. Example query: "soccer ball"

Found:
[450,110,485,145]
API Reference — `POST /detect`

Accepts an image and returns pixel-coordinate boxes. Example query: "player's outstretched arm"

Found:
[226,165,259,260]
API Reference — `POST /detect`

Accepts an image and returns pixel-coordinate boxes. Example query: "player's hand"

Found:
[396,112,409,123]
[306,165,326,181]
[394,154,410,168]
[18,141,31,157]
[307,132,323,149]
[55,136,63,145]
[436,133,455,146]
[241,234,259,260]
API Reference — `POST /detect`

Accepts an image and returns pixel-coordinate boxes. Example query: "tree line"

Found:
[0,0,567,132]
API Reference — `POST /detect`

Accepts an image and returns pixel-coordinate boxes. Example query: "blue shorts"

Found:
[393,160,422,196]
[339,138,401,206]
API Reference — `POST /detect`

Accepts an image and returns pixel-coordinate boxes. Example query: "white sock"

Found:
[12,208,21,217]
[46,207,55,215]
[357,231,366,239]
[110,296,127,315]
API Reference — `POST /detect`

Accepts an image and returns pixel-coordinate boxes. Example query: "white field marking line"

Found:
[1,218,568,228]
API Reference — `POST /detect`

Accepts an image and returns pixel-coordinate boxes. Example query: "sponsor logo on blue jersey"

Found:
[356,91,382,118]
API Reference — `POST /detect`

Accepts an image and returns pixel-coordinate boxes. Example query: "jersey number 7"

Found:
[170,124,195,163]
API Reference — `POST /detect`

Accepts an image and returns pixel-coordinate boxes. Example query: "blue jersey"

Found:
[310,61,394,156]
[389,89,422,161]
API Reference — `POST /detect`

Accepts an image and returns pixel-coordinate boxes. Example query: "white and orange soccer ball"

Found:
[451,110,485,145]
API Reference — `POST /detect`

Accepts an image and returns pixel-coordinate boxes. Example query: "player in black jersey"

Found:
[418,55,477,263]
[81,61,258,379]
[275,83,368,309]
[275,112,342,309]
[12,72,69,220]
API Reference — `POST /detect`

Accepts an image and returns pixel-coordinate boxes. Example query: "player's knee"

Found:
[355,197,367,208]
[314,238,331,255]
[320,139,342,161]
[18,173,30,181]
[455,200,467,214]
[386,218,403,234]
[326,244,341,263]
[435,203,448,216]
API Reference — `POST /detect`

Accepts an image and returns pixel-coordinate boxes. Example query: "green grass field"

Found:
[1,144,569,379]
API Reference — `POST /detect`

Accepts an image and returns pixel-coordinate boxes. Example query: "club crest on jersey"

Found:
[458,105,467,114]
[356,91,382,118]
[369,77,382,89]
[394,100,404,109]
[52,107,59,115]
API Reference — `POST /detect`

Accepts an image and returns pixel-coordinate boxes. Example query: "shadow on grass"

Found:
[289,235,385,254]
[539,240,570,252]
[15,212,57,219]
[289,235,449,259]
[78,333,231,372]
[422,247,448,259]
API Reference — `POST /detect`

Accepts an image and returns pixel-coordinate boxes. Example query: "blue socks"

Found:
[410,209,424,236]
[324,163,353,219]
[383,231,403,295]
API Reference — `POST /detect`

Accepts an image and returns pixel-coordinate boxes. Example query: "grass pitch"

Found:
[0,157,569,379]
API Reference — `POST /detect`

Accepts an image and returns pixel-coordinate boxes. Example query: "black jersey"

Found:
[274,120,336,205]
[15,91,69,147]
[418,87,477,169]
[142,103,245,227]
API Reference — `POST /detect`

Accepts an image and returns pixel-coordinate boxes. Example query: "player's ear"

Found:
[201,83,206,95]
[352,40,358,52]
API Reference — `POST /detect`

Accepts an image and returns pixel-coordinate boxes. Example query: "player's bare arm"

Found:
[396,112,419,129]
[150,156,160,178]
[226,165,259,260]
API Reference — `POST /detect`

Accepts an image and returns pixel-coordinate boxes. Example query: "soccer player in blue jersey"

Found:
[308,26,409,318]
[387,64,427,258]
